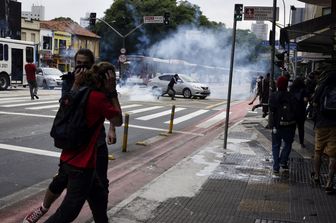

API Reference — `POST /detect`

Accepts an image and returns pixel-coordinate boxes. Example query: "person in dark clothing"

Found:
[290,77,308,148]
[23,50,122,223]
[162,74,179,100]
[261,73,271,117]
[249,76,263,105]
[311,66,336,194]
[305,71,320,119]
[269,76,297,174]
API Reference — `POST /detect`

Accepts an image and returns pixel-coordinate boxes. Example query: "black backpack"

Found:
[50,86,98,150]
[320,84,336,115]
[278,93,296,126]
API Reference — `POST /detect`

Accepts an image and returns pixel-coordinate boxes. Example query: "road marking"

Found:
[196,111,227,128]
[165,109,209,124]
[206,101,226,109]
[1,101,57,107]
[128,106,163,114]
[0,111,55,118]
[0,143,60,157]
[0,99,26,105]
[0,111,204,136]
[26,104,60,110]
[121,104,142,109]
[136,108,186,120]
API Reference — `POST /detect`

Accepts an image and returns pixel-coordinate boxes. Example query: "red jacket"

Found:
[60,91,120,169]
[25,63,37,81]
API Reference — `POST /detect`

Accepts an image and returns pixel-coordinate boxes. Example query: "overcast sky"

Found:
[20,0,305,30]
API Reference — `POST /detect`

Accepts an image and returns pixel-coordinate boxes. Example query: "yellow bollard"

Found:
[122,113,129,152]
[168,105,175,134]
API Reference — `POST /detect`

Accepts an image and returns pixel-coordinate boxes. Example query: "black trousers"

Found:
[45,163,108,223]
[163,86,176,99]
[48,144,109,222]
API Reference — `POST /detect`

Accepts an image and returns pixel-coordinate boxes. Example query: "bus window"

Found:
[26,47,34,62]
[0,44,3,61]
[4,44,8,61]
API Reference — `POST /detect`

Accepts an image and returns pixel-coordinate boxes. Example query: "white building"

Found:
[22,4,45,20]
[251,21,268,40]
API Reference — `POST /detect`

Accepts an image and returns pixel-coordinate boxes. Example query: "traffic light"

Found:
[164,12,170,25]
[234,4,243,21]
[279,28,289,49]
[275,52,286,69]
[89,12,97,26]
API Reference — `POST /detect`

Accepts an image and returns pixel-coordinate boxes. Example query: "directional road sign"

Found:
[244,6,279,21]
[143,16,164,24]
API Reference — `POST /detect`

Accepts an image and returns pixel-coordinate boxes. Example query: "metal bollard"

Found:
[122,113,129,152]
[168,105,175,134]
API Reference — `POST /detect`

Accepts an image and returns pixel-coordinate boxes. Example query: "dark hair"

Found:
[77,62,116,93]
[74,48,95,66]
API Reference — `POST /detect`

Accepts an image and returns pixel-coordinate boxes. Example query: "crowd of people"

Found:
[249,65,336,195]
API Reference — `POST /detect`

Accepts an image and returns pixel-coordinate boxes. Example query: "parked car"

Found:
[36,67,63,89]
[148,73,211,99]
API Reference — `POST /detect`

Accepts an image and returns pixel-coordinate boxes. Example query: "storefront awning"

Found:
[297,29,334,54]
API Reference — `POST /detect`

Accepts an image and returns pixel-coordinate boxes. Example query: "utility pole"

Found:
[224,4,242,150]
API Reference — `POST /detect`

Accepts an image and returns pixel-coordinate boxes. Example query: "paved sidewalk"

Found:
[102,111,336,223]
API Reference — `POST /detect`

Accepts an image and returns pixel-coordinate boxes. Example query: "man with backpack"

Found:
[23,50,122,223]
[311,65,336,194]
[269,76,297,174]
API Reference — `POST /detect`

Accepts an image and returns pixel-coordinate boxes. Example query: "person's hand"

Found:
[104,69,117,92]
[107,125,117,144]
[72,67,88,89]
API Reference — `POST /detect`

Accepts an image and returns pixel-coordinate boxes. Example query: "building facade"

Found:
[22,5,45,21]
[251,21,268,40]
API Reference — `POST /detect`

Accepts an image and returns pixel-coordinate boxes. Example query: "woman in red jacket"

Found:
[44,62,121,223]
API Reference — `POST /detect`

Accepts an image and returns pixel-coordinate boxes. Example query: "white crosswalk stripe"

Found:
[196,111,227,128]
[1,101,57,107]
[136,107,186,120]
[164,109,209,124]
[121,104,142,109]
[127,106,163,114]
[26,104,60,110]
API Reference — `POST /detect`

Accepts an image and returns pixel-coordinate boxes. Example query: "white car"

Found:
[148,73,210,99]
[36,68,63,89]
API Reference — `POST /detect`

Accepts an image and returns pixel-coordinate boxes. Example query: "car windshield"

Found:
[43,68,63,76]
[179,74,199,83]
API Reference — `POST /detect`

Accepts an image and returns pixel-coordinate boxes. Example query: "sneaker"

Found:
[310,172,320,186]
[273,170,280,175]
[23,206,48,223]
[34,95,39,99]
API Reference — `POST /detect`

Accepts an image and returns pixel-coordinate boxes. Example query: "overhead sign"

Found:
[143,16,164,24]
[244,6,279,21]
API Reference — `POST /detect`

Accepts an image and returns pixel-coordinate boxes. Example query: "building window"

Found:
[322,7,331,15]
[31,33,36,42]
[22,32,26,41]
[54,39,58,49]
[26,47,34,63]
[43,36,52,50]
[59,39,66,49]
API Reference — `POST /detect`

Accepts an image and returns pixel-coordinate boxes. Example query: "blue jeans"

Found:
[272,126,296,171]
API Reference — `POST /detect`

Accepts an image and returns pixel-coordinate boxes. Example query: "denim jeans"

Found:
[45,163,108,223]
[272,126,296,171]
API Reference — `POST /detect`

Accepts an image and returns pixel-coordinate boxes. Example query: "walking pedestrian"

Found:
[249,75,263,105]
[25,59,39,100]
[269,76,297,174]
[311,66,336,194]
[23,50,122,223]
[290,77,308,148]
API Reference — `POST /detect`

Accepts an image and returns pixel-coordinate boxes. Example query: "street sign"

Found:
[261,40,297,50]
[143,16,164,24]
[244,6,279,21]
[119,54,127,63]
[120,48,126,54]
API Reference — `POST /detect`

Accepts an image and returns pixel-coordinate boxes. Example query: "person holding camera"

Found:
[23,50,122,223]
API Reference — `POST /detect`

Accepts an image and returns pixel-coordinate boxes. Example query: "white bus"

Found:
[0,37,36,90]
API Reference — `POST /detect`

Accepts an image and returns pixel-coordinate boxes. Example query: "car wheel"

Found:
[42,80,49,89]
[183,88,192,98]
